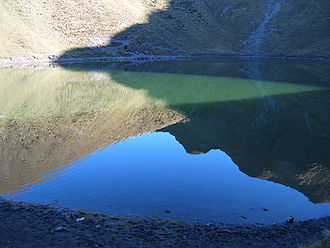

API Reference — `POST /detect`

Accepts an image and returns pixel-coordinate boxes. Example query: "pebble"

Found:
[286,216,294,224]
[55,227,66,232]
[76,217,86,222]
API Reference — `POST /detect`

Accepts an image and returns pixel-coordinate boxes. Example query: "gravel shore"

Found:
[0,199,329,248]
[1,54,329,68]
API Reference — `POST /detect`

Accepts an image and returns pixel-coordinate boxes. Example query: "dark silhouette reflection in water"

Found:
[1,58,330,223]
[57,58,330,204]
[59,57,330,87]
[8,132,330,224]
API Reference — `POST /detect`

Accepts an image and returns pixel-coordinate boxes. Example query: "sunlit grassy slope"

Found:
[1,0,329,58]
[0,0,167,58]
[0,67,325,119]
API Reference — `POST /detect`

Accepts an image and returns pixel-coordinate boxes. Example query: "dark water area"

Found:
[1,58,329,224]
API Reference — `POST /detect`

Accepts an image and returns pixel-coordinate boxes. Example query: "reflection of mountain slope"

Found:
[0,68,184,194]
[98,59,330,204]
[0,108,183,195]
[1,63,329,205]
[102,61,330,204]
[2,65,324,119]
[60,58,330,88]
[160,90,330,203]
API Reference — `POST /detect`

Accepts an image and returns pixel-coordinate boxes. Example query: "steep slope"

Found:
[1,0,330,59]
[0,0,167,58]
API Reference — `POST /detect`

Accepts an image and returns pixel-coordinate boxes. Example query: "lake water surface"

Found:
[1,58,329,224]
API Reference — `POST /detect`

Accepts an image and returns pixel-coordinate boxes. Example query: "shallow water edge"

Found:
[1,54,330,68]
[0,198,329,248]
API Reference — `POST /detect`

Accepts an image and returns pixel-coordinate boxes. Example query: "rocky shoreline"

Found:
[1,54,329,68]
[0,54,191,68]
[0,198,329,248]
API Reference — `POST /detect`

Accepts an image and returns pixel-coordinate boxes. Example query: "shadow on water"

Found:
[3,57,330,204]
[69,58,330,204]
[1,0,330,223]
[58,57,330,88]
[67,58,330,204]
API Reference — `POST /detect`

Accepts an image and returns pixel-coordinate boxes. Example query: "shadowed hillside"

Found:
[56,0,330,59]
[1,0,330,59]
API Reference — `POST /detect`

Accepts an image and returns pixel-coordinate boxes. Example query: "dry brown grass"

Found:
[0,0,168,58]
[2,0,329,59]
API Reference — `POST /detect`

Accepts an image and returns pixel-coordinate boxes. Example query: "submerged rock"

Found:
[55,226,66,232]
[76,217,86,222]
[286,216,294,224]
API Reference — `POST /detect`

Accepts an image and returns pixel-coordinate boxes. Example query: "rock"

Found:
[55,227,66,232]
[76,217,85,222]
[286,216,294,224]
[48,55,57,60]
